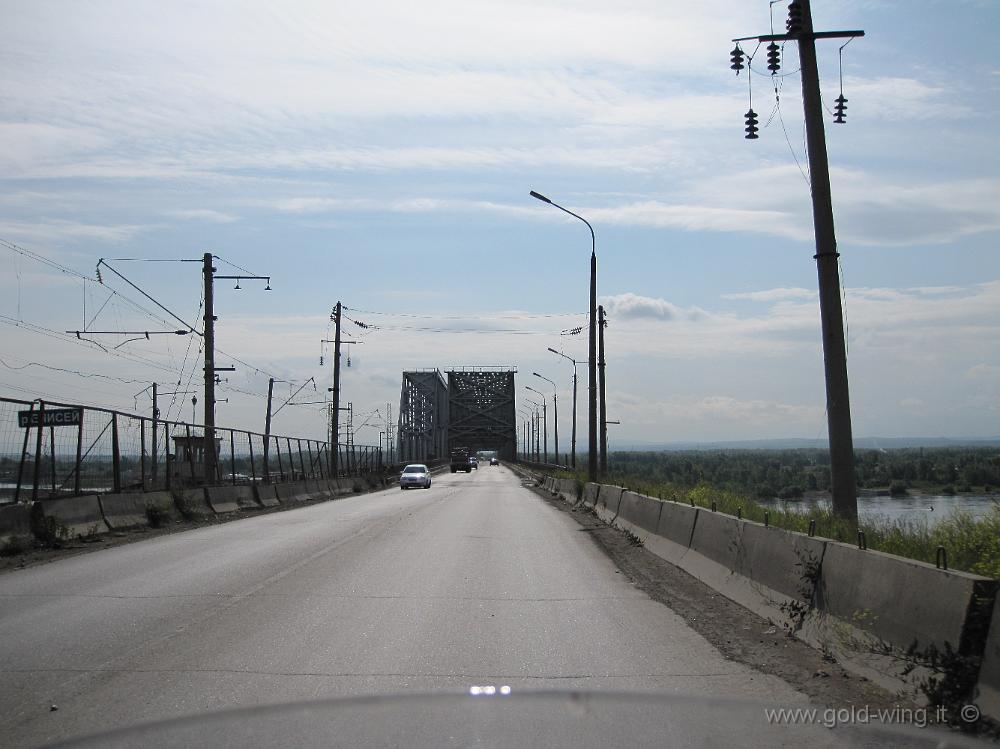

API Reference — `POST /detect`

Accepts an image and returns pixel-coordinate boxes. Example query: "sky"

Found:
[1,0,999,451]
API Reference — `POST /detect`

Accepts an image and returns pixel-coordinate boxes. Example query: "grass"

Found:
[552,469,1000,580]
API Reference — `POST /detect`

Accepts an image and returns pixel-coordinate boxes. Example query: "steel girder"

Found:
[447,368,517,461]
[397,370,448,463]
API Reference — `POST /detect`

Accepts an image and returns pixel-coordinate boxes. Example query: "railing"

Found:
[0,396,383,503]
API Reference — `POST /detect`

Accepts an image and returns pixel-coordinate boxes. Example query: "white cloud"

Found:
[723,288,816,302]
[165,209,239,224]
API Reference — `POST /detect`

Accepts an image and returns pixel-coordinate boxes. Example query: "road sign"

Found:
[18,408,83,428]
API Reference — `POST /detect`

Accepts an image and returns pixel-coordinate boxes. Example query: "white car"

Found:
[399,463,432,489]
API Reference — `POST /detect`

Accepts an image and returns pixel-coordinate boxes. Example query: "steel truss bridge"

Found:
[397,367,517,463]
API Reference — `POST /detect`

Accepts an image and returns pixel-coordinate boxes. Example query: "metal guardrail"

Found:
[0,396,384,503]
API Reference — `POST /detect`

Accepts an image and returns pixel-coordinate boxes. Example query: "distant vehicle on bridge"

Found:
[399,464,432,490]
[450,447,472,473]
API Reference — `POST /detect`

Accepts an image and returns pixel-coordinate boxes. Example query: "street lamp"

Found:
[531,190,597,482]
[525,385,548,463]
[547,348,586,470]
[517,409,533,461]
[533,372,558,465]
[525,398,543,462]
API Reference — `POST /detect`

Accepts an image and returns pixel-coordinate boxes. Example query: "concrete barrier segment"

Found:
[614,492,663,541]
[581,483,600,508]
[205,485,259,514]
[0,503,33,548]
[556,478,580,505]
[978,595,1000,722]
[595,484,625,524]
[816,540,997,656]
[32,495,109,540]
[254,483,281,507]
[99,491,177,529]
[274,481,312,503]
[171,488,214,519]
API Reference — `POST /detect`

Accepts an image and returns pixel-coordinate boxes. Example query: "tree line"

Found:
[607,447,1000,499]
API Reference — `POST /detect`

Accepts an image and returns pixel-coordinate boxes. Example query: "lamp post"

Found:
[525,398,543,462]
[525,386,548,464]
[533,372,558,465]
[531,190,597,482]
[548,348,585,470]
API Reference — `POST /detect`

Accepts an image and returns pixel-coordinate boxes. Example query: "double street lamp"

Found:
[546,348,585,469]
[530,190,597,482]
[525,398,543,462]
[532,372,558,465]
[525,386,548,464]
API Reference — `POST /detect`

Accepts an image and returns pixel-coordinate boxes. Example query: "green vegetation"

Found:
[553,447,1000,579]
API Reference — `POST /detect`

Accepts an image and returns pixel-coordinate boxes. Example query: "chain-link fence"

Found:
[0,396,384,503]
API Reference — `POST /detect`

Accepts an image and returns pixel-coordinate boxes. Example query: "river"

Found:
[760,493,998,527]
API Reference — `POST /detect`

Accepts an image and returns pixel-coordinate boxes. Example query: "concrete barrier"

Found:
[737,523,827,605]
[581,482,600,508]
[331,479,356,496]
[274,481,312,503]
[0,503,33,548]
[979,595,1000,721]
[205,485,259,514]
[556,478,579,505]
[595,484,624,524]
[645,501,698,565]
[254,483,281,507]
[614,491,662,540]
[32,495,108,540]
[815,541,996,655]
[680,509,743,592]
[99,491,178,529]
[171,488,214,519]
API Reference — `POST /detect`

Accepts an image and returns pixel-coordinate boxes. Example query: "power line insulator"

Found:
[745,109,760,139]
[766,42,781,73]
[786,1,803,34]
[833,94,848,123]
[730,45,745,74]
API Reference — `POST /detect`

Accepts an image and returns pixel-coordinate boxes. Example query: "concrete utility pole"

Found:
[331,301,342,477]
[264,377,275,482]
[202,252,217,485]
[733,1,863,522]
[598,304,608,475]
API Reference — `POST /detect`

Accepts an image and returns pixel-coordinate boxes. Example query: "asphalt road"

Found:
[0,466,807,747]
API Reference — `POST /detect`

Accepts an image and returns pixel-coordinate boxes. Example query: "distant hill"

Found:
[609,436,1000,452]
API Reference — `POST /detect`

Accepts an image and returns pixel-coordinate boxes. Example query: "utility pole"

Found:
[202,252,217,485]
[151,382,159,483]
[200,252,267,486]
[331,301,342,477]
[264,377,275,482]
[732,1,862,522]
[598,304,608,475]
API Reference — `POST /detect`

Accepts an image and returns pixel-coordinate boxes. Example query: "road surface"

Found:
[0,466,805,746]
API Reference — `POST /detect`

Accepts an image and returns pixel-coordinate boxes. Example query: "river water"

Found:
[760,493,998,527]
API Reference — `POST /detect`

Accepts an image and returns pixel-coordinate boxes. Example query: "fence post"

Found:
[248,432,257,482]
[185,424,196,482]
[230,431,236,485]
[15,402,34,503]
[297,439,306,481]
[306,441,316,479]
[73,410,87,495]
[165,423,173,491]
[111,413,121,494]
[49,426,57,495]
[275,437,285,482]
[32,401,45,501]
[140,418,147,491]
[286,438,294,480]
